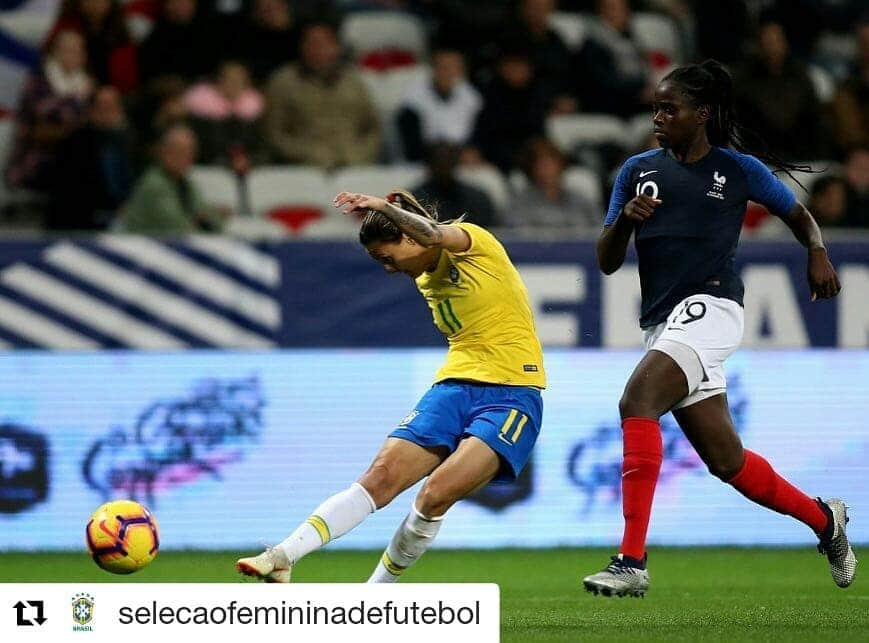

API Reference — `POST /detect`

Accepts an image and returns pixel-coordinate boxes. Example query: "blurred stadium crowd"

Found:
[1,0,868,238]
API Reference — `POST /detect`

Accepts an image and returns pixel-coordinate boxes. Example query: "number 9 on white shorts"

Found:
[643,294,744,409]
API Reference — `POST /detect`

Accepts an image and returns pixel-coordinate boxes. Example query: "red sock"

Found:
[620,417,663,560]
[728,450,828,534]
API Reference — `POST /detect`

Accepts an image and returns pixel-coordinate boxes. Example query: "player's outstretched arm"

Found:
[782,202,841,301]
[334,191,470,252]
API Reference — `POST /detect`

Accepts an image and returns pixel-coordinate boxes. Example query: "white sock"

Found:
[278,482,376,565]
[368,504,444,583]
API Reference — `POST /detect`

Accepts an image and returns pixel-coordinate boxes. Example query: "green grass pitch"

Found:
[2,547,865,642]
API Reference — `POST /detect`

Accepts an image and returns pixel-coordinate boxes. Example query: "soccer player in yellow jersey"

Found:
[236,189,545,583]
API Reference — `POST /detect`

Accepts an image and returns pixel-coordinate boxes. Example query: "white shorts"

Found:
[643,294,744,410]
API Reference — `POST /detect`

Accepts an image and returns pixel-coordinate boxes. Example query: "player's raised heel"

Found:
[817,498,857,588]
[583,554,649,598]
[235,547,292,583]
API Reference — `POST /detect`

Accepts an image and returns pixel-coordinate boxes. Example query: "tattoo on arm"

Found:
[382,203,443,246]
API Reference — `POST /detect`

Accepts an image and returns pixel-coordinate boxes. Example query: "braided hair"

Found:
[663,59,811,183]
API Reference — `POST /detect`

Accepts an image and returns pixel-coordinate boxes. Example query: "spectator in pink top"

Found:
[184,60,266,172]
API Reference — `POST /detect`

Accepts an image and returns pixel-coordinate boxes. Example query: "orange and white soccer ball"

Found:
[85,500,160,574]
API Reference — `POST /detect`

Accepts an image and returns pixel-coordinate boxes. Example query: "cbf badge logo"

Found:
[707,171,727,200]
[449,264,460,284]
[72,593,94,631]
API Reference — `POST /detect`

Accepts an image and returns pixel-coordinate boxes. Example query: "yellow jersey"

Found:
[415,222,546,388]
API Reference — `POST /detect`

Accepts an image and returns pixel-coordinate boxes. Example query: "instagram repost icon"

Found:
[72,593,94,631]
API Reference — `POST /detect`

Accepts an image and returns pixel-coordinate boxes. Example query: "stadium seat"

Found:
[457,165,510,214]
[295,213,360,240]
[190,166,240,214]
[330,164,426,200]
[562,166,604,212]
[224,215,292,240]
[627,112,656,150]
[546,114,632,154]
[807,64,836,103]
[247,166,334,235]
[815,31,856,60]
[814,32,856,80]
[360,66,429,118]
[0,119,13,209]
[340,11,428,68]
[548,12,588,51]
[360,65,430,161]
[632,12,682,65]
[508,170,528,194]
[508,165,603,212]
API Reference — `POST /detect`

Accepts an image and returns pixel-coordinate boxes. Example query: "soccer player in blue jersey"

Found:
[236,189,546,583]
[583,60,856,597]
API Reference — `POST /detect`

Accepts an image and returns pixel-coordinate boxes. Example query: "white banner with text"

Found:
[0,583,499,642]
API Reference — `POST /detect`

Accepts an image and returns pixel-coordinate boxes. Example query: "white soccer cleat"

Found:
[236,547,292,583]
[583,554,649,598]
[817,498,857,588]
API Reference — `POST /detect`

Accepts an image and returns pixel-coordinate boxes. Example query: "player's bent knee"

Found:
[358,462,402,509]
[708,458,743,482]
[619,392,660,420]
[415,477,456,518]
[618,393,634,418]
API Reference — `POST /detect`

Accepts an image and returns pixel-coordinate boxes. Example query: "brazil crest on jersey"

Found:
[414,222,546,388]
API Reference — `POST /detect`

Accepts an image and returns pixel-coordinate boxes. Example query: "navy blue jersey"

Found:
[604,147,797,328]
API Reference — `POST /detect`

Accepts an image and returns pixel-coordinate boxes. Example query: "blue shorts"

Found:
[389,379,543,484]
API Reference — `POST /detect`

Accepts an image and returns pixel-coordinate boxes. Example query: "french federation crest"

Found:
[72,593,94,628]
[706,171,727,200]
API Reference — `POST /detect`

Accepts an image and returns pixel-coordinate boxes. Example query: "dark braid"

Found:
[663,59,813,187]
